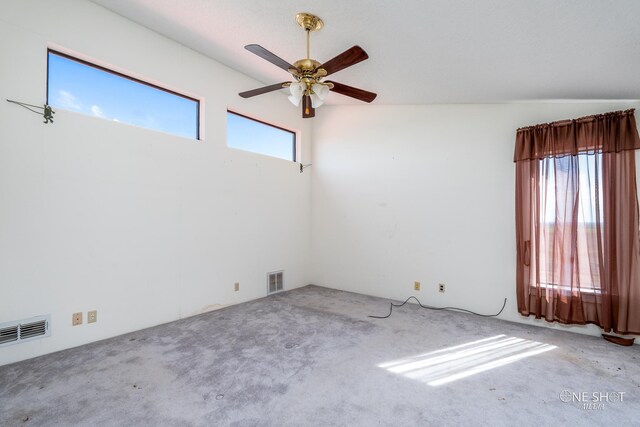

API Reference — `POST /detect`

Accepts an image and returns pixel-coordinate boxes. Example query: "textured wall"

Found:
[0,0,312,365]
[310,103,640,340]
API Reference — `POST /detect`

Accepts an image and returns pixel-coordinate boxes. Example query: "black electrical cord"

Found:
[368,296,507,319]
[7,100,43,115]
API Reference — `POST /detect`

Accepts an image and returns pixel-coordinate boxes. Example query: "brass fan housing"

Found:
[291,14,326,82]
[296,13,323,31]
[293,58,321,72]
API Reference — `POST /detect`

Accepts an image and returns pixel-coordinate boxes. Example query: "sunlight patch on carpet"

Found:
[378,335,557,386]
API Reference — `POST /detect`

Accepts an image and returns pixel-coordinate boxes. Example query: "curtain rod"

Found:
[516,108,635,132]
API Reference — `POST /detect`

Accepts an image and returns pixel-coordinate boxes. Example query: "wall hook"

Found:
[299,163,312,173]
[7,99,55,123]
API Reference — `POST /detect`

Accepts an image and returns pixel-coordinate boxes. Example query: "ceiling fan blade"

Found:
[239,82,289,98]
[302,95,315,118]
[326,81,377,103]
[319,46,369,77]
[245,44,299,73]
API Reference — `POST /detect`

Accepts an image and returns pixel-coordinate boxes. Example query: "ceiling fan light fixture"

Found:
[239,13,376,118]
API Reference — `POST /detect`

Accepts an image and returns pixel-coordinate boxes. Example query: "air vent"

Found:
[20,320,47,339]
[267,270,284,295]
[0,315,50,347]
[0,325,18,345]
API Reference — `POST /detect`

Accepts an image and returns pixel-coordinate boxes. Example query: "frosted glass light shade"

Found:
[288,95,302,107]
[313,83,330,99]
[288,82,305,106]
[310,83,330,108]
[310,94,323,108]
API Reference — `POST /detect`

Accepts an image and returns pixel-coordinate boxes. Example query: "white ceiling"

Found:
[90,0,640,105]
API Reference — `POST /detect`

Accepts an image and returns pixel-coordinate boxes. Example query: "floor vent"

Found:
[0,315,50,347]
[267,270,284,295]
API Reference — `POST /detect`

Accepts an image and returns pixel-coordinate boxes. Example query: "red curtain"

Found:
[514,109,640,334]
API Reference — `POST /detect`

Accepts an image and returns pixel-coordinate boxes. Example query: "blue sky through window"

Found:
[227,112,295,161]
[47,51,199,139]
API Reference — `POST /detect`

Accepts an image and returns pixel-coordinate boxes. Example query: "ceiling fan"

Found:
[239,13,377,118]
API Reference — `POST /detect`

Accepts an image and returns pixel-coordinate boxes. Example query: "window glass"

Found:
[539,153,603,289]
[541,154,603,225]
[227,111,296,161]
[47,50,199,140]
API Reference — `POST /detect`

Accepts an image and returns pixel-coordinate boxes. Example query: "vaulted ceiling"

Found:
[91,0,640,105]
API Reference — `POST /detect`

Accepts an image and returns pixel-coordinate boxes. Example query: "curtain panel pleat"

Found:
[514,109,640,335]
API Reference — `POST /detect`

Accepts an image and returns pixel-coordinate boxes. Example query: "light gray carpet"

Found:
[1,285,638,426]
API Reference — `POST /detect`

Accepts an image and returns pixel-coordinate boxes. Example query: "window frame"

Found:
[46,49,201,140]
[226,110,297,162]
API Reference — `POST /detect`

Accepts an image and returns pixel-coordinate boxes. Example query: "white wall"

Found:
[0,0,312,365]
[2,3,639,367]
[310,102,640,340]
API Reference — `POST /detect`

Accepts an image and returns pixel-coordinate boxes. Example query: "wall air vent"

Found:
[267,270,284,295]
[0,325,18,345]
[0,315,51,347]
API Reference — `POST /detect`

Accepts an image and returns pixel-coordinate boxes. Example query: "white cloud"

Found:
[90,105,106,119]
[56,90,81,110]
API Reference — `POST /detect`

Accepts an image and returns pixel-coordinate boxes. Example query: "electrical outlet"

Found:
[88,310,97,323]
[72,312,83,326]
[439,283,446,293]
[234,282,240,292]
[414,281,421,291]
